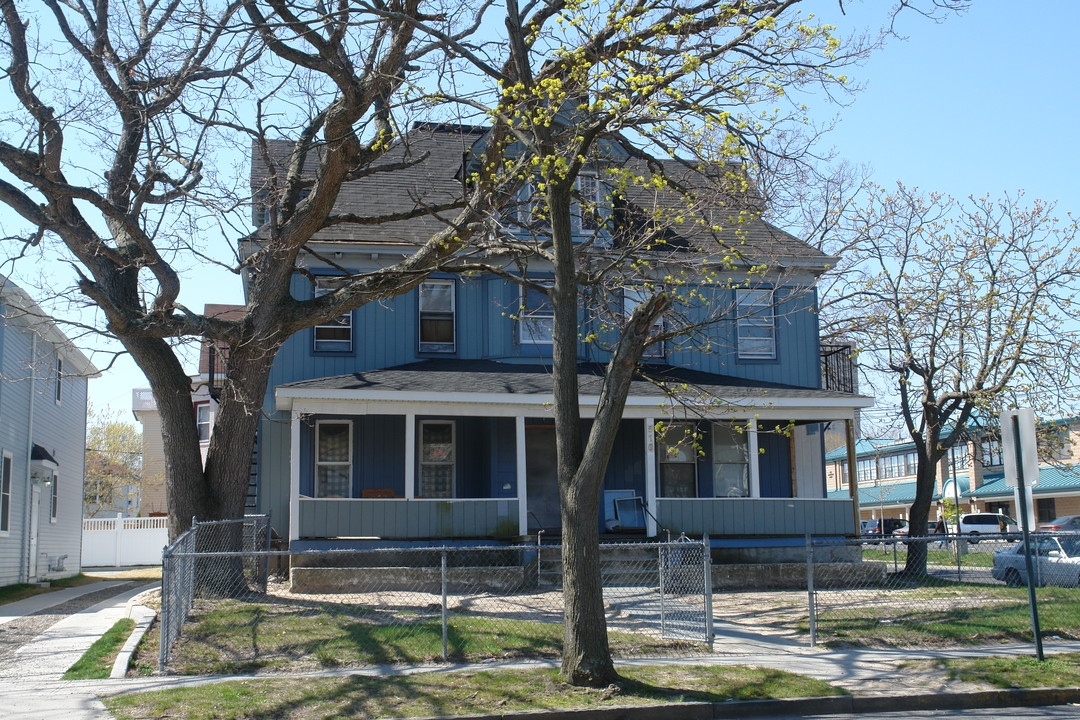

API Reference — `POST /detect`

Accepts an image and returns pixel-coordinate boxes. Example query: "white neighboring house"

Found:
[0,275,98,584]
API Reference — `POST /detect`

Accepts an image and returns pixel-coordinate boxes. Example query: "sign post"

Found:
[1000,408,1043,660]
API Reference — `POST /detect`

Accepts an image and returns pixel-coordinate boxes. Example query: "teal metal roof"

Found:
[828,475,970,506]
[967,464,1080,498]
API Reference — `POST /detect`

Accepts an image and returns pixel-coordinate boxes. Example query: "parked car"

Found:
[894,521,939,537]
[1038,515,1080,532]
[991,535,1080,587]
[958,512,1018,542]
[863,518,908,536]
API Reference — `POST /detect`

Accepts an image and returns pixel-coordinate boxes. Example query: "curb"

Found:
[410,687,1080,720]
[110,600,157,679]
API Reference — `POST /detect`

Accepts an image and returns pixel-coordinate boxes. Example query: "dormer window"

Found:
[517,174,602,235]
[313,277,353,353]
[623,286,664,359]
[418,280,456,353]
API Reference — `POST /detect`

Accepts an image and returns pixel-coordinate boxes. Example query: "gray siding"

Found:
[0,308,88,584]
[657,498,855,536]
[298,498,519,538]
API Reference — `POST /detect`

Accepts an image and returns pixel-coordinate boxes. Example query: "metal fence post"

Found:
[441,550,449,661]
[159,545,171,672]
[658,542,667,639]
[702,534,713,650]
[806,533,817,648]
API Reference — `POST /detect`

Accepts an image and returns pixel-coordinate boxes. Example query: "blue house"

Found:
[0,275,97,585]
[243,123,872,551]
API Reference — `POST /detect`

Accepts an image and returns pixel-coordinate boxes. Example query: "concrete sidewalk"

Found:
[1,583,1079,720]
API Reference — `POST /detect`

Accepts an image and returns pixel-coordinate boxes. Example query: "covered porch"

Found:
[275,360,873,542]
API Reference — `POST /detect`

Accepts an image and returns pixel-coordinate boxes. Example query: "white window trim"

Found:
[314,419,353,499]
[518,284,554,345]
[736,288,776,360]
[418,279,456,353]
[195,402,212,443]
[624,286,664,358]
[711,421,750,498]
[0,451,11,535]
[313,277,353,352]
[574,173,601,234]
[517,174,602,236]
[418,420,456,499]
[49,470,58,523]
[54,357,62,406]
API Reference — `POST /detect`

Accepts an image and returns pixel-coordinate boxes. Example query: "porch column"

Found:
[747,419,761,497]
[404,413,416,499]
[846,419,862,535]
[288,410,301,541]
[516,415,527,535]
[644,417,657,537]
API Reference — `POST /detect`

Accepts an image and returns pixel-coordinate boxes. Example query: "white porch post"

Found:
[516,415,528,535]
[289,411,301,541]
[404,413,416,499]
[747,419,761,498]
[644,417,657,537]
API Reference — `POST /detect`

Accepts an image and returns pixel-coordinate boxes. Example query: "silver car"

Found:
[991,535,1080,587]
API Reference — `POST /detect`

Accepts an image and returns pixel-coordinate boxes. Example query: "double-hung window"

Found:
[195,403,212,442]
[519,286,554,345]
[419,421,455,498]
[623,286,664,358]
[712,422,749,497]
[419,280,455,353]
[736,289,776,359]
[518,174,602,235]
[0,452,11,533]
[657,423,697,498]
[575,174,601,233]
[313,277,353,352]
[315,421,352,498]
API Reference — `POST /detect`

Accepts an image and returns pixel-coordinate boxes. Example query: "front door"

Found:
[525,425,561,532]
[28,486,40,580]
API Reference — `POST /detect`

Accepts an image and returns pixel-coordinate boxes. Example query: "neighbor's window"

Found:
[575,174,601,233]
[657,423,697,498]
[418,280,456,353]
[0,453,11,533]
[315,421,352,498]
[55,357,63,404]
[519,286,554,345]
[736,289,776,359]
[980,438,1004,467]
[711,422,749,497]
[313,277,353,352]
[419,421,455,498]
[49,471,58,522]
[623,286,664,358]
[195,403,212,442]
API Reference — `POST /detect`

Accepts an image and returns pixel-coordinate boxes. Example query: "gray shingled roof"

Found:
[277,359,863,402]
[250,123,826,264]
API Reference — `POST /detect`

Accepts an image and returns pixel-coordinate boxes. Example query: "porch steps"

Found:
[536,542,663,588]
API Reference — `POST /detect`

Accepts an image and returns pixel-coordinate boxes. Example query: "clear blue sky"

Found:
[84,1,1080,416]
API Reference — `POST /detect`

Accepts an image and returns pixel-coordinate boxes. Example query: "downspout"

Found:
[20,333,37,583]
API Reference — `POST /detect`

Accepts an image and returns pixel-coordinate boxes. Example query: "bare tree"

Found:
[827,183,1080,575]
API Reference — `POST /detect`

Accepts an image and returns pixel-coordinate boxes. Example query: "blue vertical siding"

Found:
[757,428,793,498]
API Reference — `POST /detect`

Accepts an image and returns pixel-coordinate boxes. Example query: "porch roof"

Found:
[276,359,873,420]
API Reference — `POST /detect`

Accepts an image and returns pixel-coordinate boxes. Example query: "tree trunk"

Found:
[903,433,939,577]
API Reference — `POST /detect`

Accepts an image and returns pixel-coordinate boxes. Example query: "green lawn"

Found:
[64,618,136,679]
[815,583,1080,648]
[907,652,1080,688]
[0,574,99,606]
[104,665,845,720]
[154,598,699,675]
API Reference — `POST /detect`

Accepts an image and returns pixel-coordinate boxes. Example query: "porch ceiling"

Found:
[276,359,873,420]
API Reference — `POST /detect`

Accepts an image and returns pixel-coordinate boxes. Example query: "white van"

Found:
[958,512,1018,541]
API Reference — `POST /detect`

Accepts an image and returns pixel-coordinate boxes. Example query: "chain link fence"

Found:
[158,525,713,674]
[158,516,272,671]
[807,532,1080,650]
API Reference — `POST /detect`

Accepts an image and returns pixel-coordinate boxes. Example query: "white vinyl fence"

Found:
[82,515,169,567]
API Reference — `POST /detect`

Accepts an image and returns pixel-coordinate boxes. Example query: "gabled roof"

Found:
[249,123,829,267]
[0,274,99,377]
